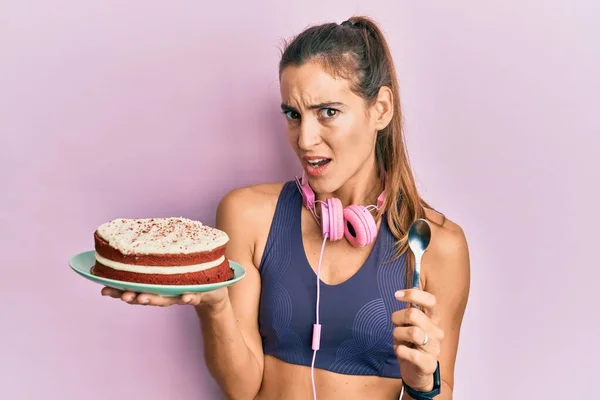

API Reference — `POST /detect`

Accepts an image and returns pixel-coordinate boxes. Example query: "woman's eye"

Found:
[320,108,338,118]
[284,110,300,120]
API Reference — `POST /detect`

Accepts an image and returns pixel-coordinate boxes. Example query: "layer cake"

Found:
[91,217,233,285]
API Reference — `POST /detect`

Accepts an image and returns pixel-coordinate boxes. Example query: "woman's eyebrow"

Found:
[280,102,345,112]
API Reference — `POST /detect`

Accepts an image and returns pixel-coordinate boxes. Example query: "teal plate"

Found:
[69,250,246,297]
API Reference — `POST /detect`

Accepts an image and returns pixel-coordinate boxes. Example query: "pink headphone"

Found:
[294,172,386,248]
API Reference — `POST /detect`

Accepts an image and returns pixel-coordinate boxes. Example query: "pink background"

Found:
[1,1,598,399]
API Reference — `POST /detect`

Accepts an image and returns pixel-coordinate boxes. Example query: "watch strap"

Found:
[402,361,441,399]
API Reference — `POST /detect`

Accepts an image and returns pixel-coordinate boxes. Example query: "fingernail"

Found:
[183,296,192,304]
[139,298,148,304]
[395,290,405,298]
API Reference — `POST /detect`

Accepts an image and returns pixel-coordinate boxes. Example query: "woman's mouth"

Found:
[304,157,331,176]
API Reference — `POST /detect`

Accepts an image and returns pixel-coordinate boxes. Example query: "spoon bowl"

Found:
[408,218,432,289]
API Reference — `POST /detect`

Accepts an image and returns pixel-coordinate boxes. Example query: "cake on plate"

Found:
[91,217,233,285]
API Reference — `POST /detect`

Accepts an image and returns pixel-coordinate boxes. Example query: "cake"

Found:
[91,217,234,285]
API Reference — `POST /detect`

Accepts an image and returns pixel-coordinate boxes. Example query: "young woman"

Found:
[102,16,470,400]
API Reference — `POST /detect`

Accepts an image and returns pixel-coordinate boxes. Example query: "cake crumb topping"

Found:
[97,217,228,255]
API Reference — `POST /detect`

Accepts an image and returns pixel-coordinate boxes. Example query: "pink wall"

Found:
[2,1,598,399]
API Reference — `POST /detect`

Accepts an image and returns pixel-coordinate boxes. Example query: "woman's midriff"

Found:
[255,355,403,400]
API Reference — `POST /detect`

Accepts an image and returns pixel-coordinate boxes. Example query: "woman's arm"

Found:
[423,217,470,399]
[197,188,266,400]
[394,211,471,400]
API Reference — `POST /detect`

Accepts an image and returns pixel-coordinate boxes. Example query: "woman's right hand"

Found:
[100,286,229,309]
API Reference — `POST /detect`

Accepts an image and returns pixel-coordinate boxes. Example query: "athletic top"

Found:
[257,181,408,378]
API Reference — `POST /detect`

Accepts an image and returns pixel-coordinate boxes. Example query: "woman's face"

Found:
[279,60,391,195]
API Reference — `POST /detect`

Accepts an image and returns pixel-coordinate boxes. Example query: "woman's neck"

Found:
[315,159,383,207]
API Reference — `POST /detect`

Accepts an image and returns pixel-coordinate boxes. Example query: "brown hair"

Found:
[279,16,444,259]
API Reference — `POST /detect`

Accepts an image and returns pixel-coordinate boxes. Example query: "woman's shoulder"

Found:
[216,182,286,229]
[422,207,470,290]
[219,182,285,211]
[215,182,287,269]
[423,208,466,248]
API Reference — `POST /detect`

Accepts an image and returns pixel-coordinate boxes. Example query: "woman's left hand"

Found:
[391,289,444,392]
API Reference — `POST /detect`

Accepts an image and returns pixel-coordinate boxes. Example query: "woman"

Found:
[102,16,470,400]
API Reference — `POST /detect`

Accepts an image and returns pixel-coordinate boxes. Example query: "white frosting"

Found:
[95,253,226,274]
[96,217,228,255]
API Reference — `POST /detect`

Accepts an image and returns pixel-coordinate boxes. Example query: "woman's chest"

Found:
[301,220,377,286]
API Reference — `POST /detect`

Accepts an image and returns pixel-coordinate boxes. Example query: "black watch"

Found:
[402,361,441,399]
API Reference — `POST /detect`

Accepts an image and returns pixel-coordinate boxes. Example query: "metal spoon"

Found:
[408,218,432,290]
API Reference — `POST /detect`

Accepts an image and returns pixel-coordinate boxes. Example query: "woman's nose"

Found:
[297,118,321,150]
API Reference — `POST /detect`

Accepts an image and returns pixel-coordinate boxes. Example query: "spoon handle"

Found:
[410,260,421,309]
[411,260,421,289]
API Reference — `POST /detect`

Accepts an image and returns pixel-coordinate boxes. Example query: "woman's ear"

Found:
[372,86,394,131]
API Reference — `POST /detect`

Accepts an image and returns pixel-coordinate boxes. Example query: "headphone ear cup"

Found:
[326,197,344,241]
[343,205,378,247]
